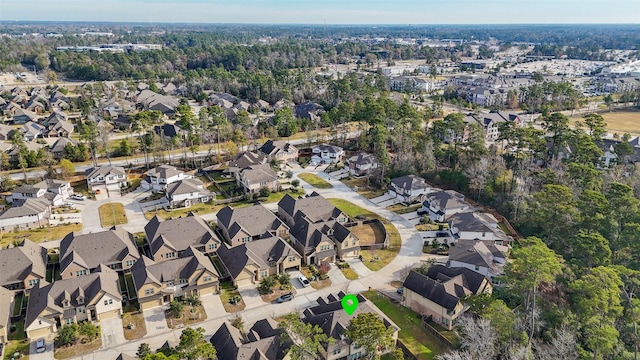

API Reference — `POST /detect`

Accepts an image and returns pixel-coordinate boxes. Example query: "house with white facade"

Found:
[165,178,211,208]
[311,144,344,164]
[388,175,431,203]
[0,198,51,231]
[346,153,379,177]
[421,190,474,222]
[236,164,279,194]
[142,164,188,191]
[448,211,514,246]
[85,166,127,191]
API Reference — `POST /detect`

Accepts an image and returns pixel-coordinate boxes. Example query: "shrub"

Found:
[55,323,78,347]
[78,321,100,341]
[169,299,184,318]
[258,275,277,294]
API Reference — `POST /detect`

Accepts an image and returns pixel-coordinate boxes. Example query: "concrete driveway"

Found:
[142,307,169,337]
[100,317,126,348]
[29,336,54,360]
[238,286,264,308]
[201,294,226,319]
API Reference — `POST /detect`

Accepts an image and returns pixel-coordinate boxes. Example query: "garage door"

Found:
[199,284,217,296]
[235,276,253,288]
[98,309,121,321]
[140,298,163,311]
[28,326,54,339]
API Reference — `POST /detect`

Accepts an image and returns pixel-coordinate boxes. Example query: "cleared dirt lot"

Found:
[350,223,385,246]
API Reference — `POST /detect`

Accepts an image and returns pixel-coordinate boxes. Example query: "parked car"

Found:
[63,202,75,209]
[35,339,45,353]
[435,231,449,237]
[417,209,428,216]
[277,292,294,303]
[71,194,86,200]
[397,287,404,295]
[95,189,101,194]
[298,275,311,287]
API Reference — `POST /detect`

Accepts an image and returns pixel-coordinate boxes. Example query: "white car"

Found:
[71,194,86,200]
[298,275,311,287]
[35,339,45,353]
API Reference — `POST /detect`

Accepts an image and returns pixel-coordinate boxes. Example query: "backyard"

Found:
[0,223,82,248]
[298,173,333,189]
[364,291,450,360]
[98,202,128,227]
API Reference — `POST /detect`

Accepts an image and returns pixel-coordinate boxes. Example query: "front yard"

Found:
[3,339,29,360]
[166,304,207,329]
[122,312,147,340]
[298,173,333,189]
[219,282,246,313]
[98,202,128,227]
[54,338,102,360]
[0,223,82,248]
[364,291,450,360]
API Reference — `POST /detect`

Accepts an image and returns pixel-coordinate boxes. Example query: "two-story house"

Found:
[236,164,280,194]
[131,247,219,311]
[0,198,51,231]
[259,140,299,163]
[210,319,290,360]
[346,153,379,177]
[402,266,492,330]
[227,151,269,176]
[447,239,508,284]
[0,287,14,344]
[448,211,514,246]
[10,185,47,203]
[142,164,188,191]
[25,266,122,338]
[59,228,140,280]
[302,293,399,359]
[165,178,211,208]
[0,239,48,292]
[277,192,349,227]
[145,214,222,261]
[388,175,431,204]
[216,204,289,246]
[288,214,360,265]
[85,166,127,191]
[421,190,473,222]
[216,236,301,287]
[311,144,344,164]
[33,179,73,201]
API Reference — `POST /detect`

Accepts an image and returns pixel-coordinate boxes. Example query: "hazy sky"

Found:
[1,0,639,24]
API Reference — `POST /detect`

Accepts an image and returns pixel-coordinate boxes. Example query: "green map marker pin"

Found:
[341,294,359,315]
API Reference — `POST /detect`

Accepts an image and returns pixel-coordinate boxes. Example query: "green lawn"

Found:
[328,199,401,271]
[98,202,128,227]
[364,291,449,360]
[3,339,29,360]
[387,203,422,214]
[298,173,333,189]
[124,274,137,300]
[12,293,24,317]
[340,267,359,280]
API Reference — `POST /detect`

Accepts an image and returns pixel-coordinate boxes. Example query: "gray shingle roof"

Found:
[278,192,343,224]
[0,287,13,329]
[86,166,126,179]
[447,240,508,276]
[403,266,488,311]
[147,164,183,179]
[424,190,471,213]
[0,239,48,288]
[59,228,139,272]
[229,151,268,169]
[145,214,220,255]
[131,247,218,290]
[390,175,429,191]
[217,237,298,280]
[259,140,296,157]
[211,319,289,360]
[216,204,287,240]
[0,198,49,219]
[239,164,278,184]
[25,266,121,328]
[347,153,378,166]
[166,178,210,198]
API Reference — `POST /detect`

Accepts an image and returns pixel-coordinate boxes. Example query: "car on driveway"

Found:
[435,231,449,237]
[298,275,311,287]
[71,194,86,200]
[417,208,428,216]
[277,292,294,303]
[35,339,45,353]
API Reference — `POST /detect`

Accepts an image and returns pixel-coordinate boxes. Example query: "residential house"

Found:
[259,140,299,163]
[59,228,140,280]
[113,115,132,131]
[25,266,122,338]
[44,119,74,138]
[165,178,211,208]
[34,179,73,202]
[10,185,47,203]
[216,204,289,246]
[154,123,184,139]
[0,239,48,291]
[3,102,22,117]
[252,99,271,112]
[227,151,268,175]
[217,236,301,287]
[145,214,222,261]
[346,153,379,177]
[210,319,290,360]
[131,247,219,310]
[295,102,324,121]
[49,137,76,159]
[21,121,45,141]
[0,287,14,344]
[311,144,344,164]
[288,214,359,265]
[302,292,399,359]
[402,266,492,330]
[448,211,514,246]
[142,164,188,191]
[0,124,15,141]
[24,99,46,114]
[463,112,522,143]
[85,166,127,191]
[12,108,40,124]
[136,90,179,115]
[447,239,508,284]
[388,175,431,204]
[277,192,349,227]
[0,198,51,231]
[421,190,473,222]
[236,164,280,194]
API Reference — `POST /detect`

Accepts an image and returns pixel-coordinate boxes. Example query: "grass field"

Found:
[0,223,81,248]
[98,202,128,227]
[340,267,359,280]
[570,110,640,136]
[298,173,333,189]
[350,223,385,246]
[364,291,449,360]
